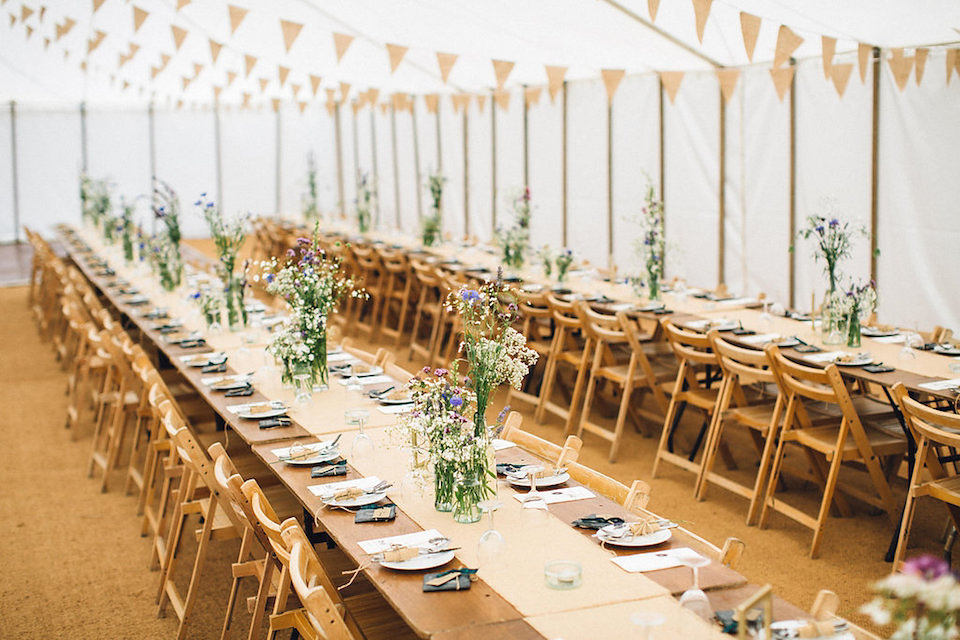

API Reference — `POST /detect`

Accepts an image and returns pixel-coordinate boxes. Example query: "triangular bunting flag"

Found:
[21,5,32,21]
[716,69,740,103]
[660,71,684,103]
[858,43,872,82]
[278,64,289,85]
[226,70,237,86]
[492,59,514,88]
[150,66,160,79]
[25,24,32,38]
[39,6,45,22]
[209,39,221,63]
[176,99,183,110]
[545,65,567,102]
[424,93,438,114]
[739,12,760,62]
[379,101,389,115]
[8,15,14,28]
[133,6,148,31]
[367,88,379,105]
[244,54,256,77]
[213,85,222,99]
[122,80,129,90]
[93,0,106,12]
[325,100,336,116]
[160,53,171,69]
[271,98,280,113]
[601,69,625,104]
[290,82,301,97]
[915,48,928,85]
[193,62,203,76]
[87,30,106,54]
[768,66,794,102]
[648,0,660,22]
[129,43,140,58]
[476,93,486,113]
[386,43,407,73]
[773,25,803,68]
[821,36,836,78]
[171,25,187,50]
[339,81,350,102]
[280,19,302,52]
[830,63,853,97]
[437,52,457,83]
[228,5,247,34]
[325,88,336,102]
[333,32,353,62]
[888,49,914,92]
[258,78,269,92]
[55,17,75,40]
[948,50,958,85]
[454,93,471,113]
[181,76,191,90]
[241,92,251,108]
[524,86,542,107]
[493,89,510,110]
[43,36,49,48]
[351,100,361,115]
[309,74,321,96]
[298,101,307,114]
[692,0,712,44]
[118,52,129,68]
[177,0,190,9]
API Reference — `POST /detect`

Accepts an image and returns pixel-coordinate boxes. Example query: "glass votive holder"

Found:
[544,560,582,590]
[948,362,960,374]
[344,408,370,425]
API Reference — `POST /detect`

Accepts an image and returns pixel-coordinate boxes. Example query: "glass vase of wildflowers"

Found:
[496,187,532,270]
[199,195,248,330]
[152,180,183,291]
[422,172,444,247]
[837,280,877,348]
[632,182,665,302]
[356,171,374,234]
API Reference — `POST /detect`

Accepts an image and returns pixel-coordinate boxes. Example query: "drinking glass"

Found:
[345,409,372,462]
[477,500,504,566]
[678,555,712,620]
[293,372,312,404]
[630,612,666,639]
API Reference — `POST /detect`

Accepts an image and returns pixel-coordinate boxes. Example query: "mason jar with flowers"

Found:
[836,280,877,348]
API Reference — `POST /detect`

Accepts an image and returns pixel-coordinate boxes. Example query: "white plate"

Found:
[238,407,288,419]
[324,490,387,508]
[210,379,251,391]
[834,354,873,367]
[506,471,570,489]
[862,327,900,338]
[379,550,455,571]
[596,526,672,548]
[380,395,414,405]
[282,449,340,466]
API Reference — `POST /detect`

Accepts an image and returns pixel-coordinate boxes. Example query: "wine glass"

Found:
[678,555,712,620]
[630,612,666,639]
[346,409,373,462]
[520,465,549,526]
[477,500,504,566]
[346,366,363,393]
[293,372,312,404]
[521,464,545,502]
[900,331,922,362]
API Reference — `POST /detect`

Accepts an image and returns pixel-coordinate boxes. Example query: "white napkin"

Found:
[738,333,781,345]
[717,297,758,307]
[270,439,338,459]
[612,547,708,573]
[378,404,414,415]
[336,374,394,387]
[178,351,225,363]
[358,528,444,554]
[492,438,516,451]
[871,334,906,344]
[201,373,248,386]
[606,303,633,311]
[802,351,848,363]
[224,401,284,414]
[917,378,960,391]
[307,475,382,499]
[511,486,595,505]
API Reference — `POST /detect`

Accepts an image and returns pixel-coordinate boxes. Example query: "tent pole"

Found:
[80,102,88,174]
[463,108,469,240]
[352,101,360,213]
[370,108,380,227]
[870,47,880,284]
[562,80,568,248]
[411,99,423,220]
[490,91,497,235]
[10,101,21,243]
[718,88,726,287]
[659,76,665,275]
[334,101,345,220]
[390,105,401,229]
[214,102,223,209]
[522,85,529,187]
[275,106,282,214]
[788,61,797,309]
[607,101,614,273]
[435,99,442,172]
[148,102,157,235]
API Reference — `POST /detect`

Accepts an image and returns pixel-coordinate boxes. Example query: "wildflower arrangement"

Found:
[555,248,574,282]
[119,200,135,263]
[421,171,445,247]
[538,245,553,277]
[190,289,222,328]
[861,555,960,639]
[834,280,877,348]
[261,233,363,387]
[152,180,183,291]
[356,171,374,234]
[496,187,532,270]
[303,152,320,222]
[199,194,248,329]
[631,181,665,301]
[797,211,869,294]
[79,173,111,227]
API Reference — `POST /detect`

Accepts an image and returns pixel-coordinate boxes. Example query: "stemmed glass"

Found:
[760,299,773,328]
[520,465,549,526]
[678,555,712,620]
[521,464,545,502]
[477,500,504,566]
[346,409,372,462]
[630,612,666,639]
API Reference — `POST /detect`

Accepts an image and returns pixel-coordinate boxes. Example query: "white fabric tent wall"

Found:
[566,78,608,268]
[493,88,525,234]
[373,107,396,230]
[466,101,492,242]
[526,90,564,252]
[0,107,13,242]
[278,104,338,221]
[393,109,419,232]
[337,104,357,219]
[153,108,216,238]
[219,108,276,222]
[437,99,465,241]
[86,108,152,230]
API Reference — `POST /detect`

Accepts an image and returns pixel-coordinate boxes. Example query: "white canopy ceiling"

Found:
[2,0,959,107]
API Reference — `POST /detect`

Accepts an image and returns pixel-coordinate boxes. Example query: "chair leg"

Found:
[608,378,635,463]
[809,449,846,559]
[892,489,919,569]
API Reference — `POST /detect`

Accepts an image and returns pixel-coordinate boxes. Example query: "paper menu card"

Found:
[307,475,382,499]
[612,547,708,573]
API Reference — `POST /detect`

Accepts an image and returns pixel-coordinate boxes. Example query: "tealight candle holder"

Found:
[544,560,582,590]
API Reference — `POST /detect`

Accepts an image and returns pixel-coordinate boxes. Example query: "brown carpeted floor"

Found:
[4,261,950,637]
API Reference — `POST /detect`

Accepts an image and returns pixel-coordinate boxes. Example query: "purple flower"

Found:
[286,249,296,258]
[434,368,448,378]
[829,218,839,227]
[194,200,202,206]
[297,237,311,246]
[265,273,274,283]
[450,395,463,407]
[902,555,953,580]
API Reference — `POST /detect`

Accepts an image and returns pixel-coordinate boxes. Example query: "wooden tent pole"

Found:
[10,101,20,242]
[390,105,400,228]
[718,87,726,287]
[334,102,345,219]
[607,101,614,272]
[659,76,666,275]
[491,91,497,235]
[148,101,157,235]
[214,103,223,209]
[870,47,881,284]
[561,80,568,247]
[275,106,282,214]
[79,102,88,174]
[411,99,423,220]
[435,99,442,172]
[463,108,469,239]
[788,62,797,309]
[351,102,360,211]
[370,108,380,226]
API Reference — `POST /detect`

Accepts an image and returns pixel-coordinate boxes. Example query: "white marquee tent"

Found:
[1,0,959,330]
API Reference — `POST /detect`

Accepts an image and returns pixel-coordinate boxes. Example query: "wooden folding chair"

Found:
[760,347,908,558]
[349,244,385,339]
[503,290,553,410]
[499,410,582,468]
[408,260,447,365]
[651,319,723,480]
[375,247,415,347]
[890,383,960,569]
[535,295,593,435]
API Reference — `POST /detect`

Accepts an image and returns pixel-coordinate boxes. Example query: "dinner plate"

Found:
[506,471,570,489]
[281,448,340,466]
[238,407,287,419]
[934,345,960,356]
[184,353,226,367]
[833,354,873,367]
[380,395,414,405]
[210,378,251,391]
[862,327,900,338]
[636,303,666,312]
[379,550,455,571]
[322,490,387,508]
[596,526,672,548]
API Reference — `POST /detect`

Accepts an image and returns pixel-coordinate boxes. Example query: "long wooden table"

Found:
[61,223,891,639]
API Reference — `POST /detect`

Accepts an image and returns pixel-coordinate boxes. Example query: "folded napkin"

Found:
[802,351,848,363]
[611,547,707,573]
[917,378,960,391]
[738,333,782,345]
[571,514,626,530]
[308,476,382,500]
[511,486,595,505]
[378,404,414,415]
[357,528,444,554]
[606,302,634,311]
[354,503,396,523]
[225,401,284,414]
[271,439,339,461]
[337,374,394,387]
[871,334,906,344]
[423,569,476,592]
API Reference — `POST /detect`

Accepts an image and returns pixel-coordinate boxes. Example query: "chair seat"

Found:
[921,476,960,505]
[723,401,779,431]
[676,387,719,411]
[788,423,907,461]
